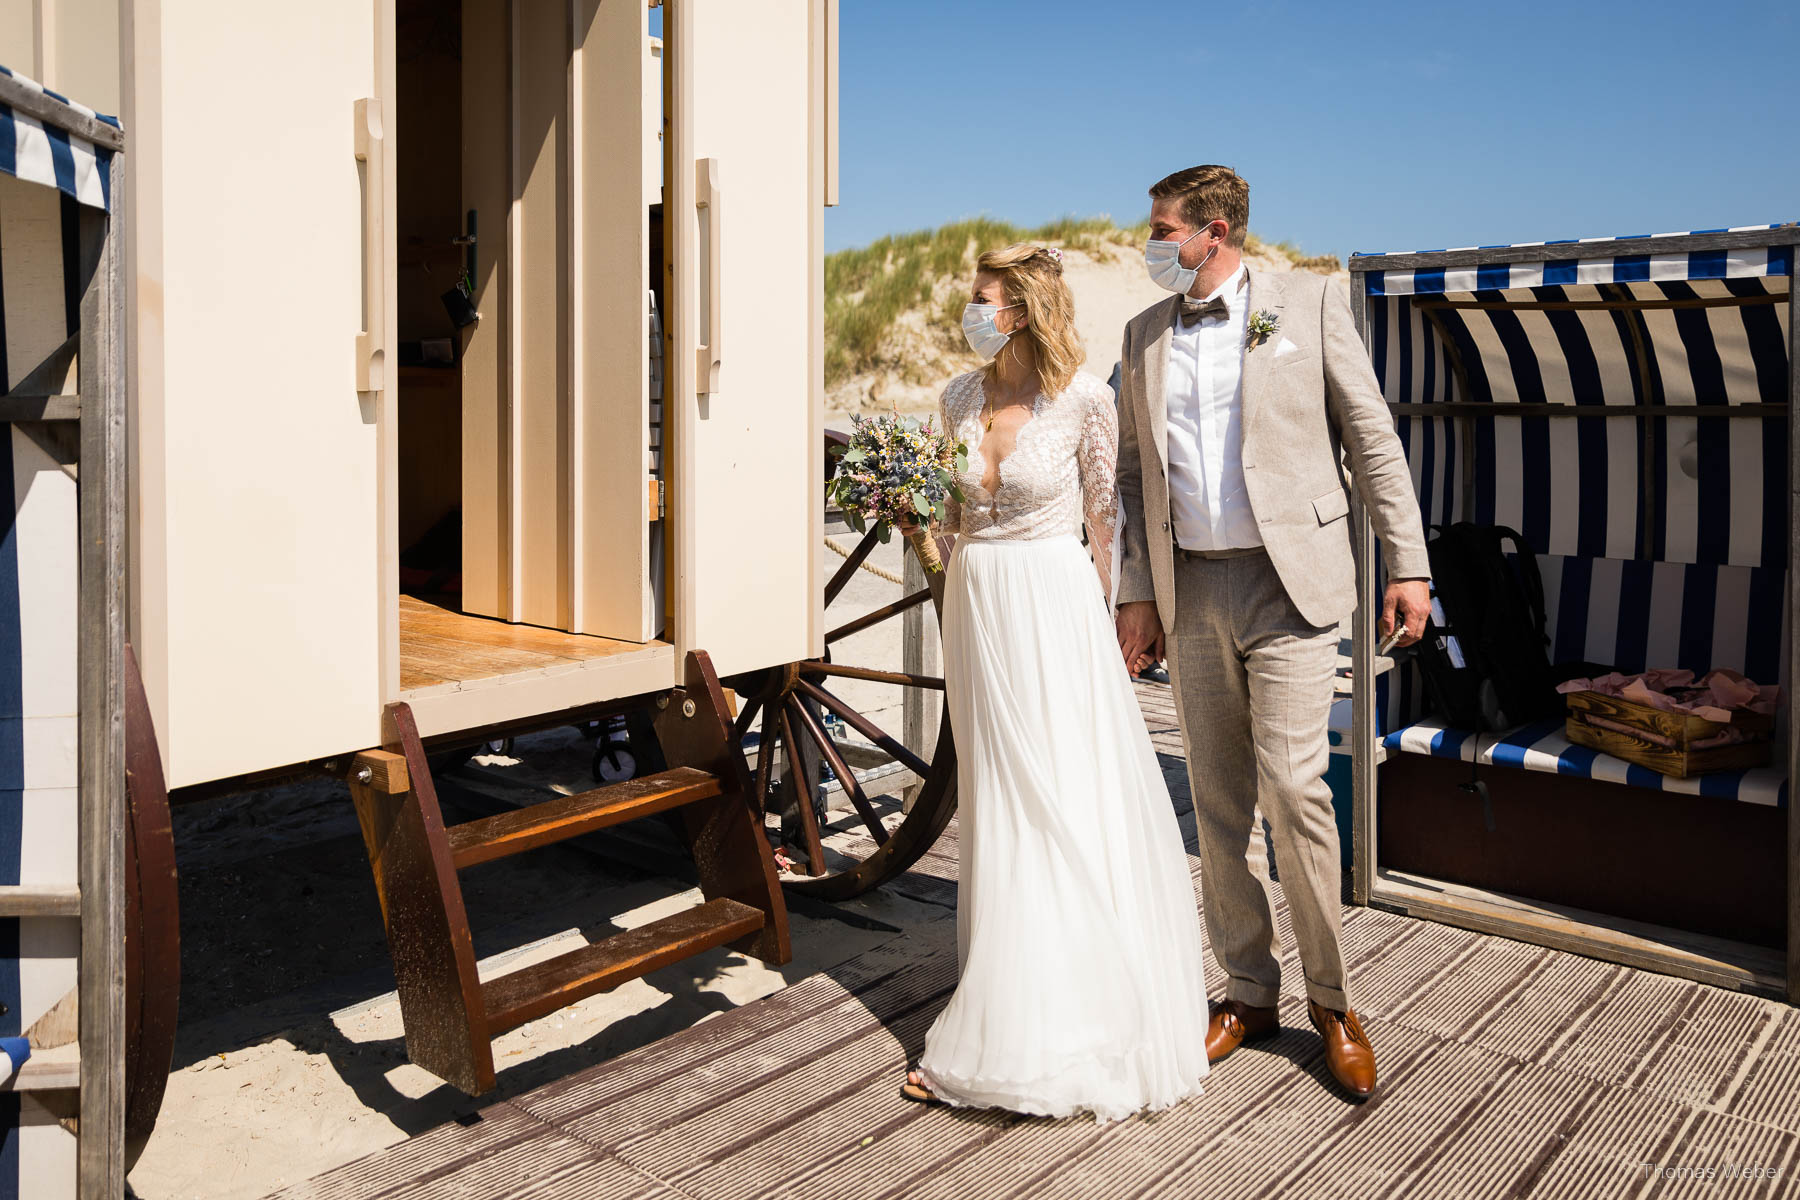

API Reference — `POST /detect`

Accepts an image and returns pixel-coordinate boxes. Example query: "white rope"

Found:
[823,535,906,585]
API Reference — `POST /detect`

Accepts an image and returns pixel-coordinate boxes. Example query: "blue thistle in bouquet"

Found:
[828,413,966,572]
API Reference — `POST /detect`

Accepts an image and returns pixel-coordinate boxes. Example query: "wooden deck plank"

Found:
[518,943,958,1142]
[278,675,1800,1200]
[1727,1008,1800,1132]
[1517,1085,1693,1200]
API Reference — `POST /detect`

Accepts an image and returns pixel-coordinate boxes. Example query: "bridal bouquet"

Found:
[828,413,966,572]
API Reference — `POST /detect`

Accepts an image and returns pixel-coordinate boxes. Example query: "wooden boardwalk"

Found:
[272,682,1800,1200]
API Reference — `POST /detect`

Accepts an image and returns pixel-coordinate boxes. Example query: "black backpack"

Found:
[1414,523,1559,731]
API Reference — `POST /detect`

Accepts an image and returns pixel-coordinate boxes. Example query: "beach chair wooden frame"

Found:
[0,68,131,1200]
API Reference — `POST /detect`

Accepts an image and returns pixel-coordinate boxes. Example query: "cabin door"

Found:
[460,0,656,640]
[669,0,817,678]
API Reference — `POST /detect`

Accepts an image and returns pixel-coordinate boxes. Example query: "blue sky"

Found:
[822,0,1797,257]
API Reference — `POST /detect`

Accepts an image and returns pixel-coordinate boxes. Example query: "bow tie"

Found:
[1180,295,1230,327]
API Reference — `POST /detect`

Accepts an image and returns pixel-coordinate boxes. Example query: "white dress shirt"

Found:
[1165,264,1260,551]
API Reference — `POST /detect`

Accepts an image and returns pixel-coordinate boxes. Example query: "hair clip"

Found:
[1042,246,1063,264]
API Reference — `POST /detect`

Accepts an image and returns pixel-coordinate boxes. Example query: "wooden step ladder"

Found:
[346,650,791,1094]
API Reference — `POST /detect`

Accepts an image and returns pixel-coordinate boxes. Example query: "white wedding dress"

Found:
[916,370,1209,1122]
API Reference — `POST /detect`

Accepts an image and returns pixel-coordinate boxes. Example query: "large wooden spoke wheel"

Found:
[721,442,958,901]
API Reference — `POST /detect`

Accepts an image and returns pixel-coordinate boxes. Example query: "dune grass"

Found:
[824,215,1338,386]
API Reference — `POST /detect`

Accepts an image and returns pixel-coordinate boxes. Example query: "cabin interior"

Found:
[393,0,670,700]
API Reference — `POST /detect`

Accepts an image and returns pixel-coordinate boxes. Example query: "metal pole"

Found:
[1349,274,1378,907]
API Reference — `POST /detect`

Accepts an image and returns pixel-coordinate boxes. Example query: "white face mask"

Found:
[1144,224,1218,294]
[962,301,1023,362]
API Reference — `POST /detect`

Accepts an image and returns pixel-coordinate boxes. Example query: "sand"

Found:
[126,530,945,1200]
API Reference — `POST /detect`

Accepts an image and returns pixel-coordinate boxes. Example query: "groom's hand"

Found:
[1115,601,1165,672]
[1381,579,1431,649]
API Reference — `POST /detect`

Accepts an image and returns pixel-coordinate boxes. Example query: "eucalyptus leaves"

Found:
[1247,309,1281,346]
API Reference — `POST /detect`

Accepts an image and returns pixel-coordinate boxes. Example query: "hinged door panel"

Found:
[675,0,814,677]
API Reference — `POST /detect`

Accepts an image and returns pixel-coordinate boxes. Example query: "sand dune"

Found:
[827,237,1346,422]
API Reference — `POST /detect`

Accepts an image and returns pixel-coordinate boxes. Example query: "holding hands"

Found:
[1115,601,1165,676]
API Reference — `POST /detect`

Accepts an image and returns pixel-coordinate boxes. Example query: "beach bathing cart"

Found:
[1344,223,1799,1003]
[6,0,966,1175]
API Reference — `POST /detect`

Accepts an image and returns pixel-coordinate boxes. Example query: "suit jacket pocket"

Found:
[1312,487,1350,525]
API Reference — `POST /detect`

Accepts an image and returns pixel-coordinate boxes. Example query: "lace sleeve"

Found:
[936,377,966,535]
[1078,382,1120,604]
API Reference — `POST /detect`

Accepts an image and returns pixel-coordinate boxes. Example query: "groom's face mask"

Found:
[1144,216,1223,295]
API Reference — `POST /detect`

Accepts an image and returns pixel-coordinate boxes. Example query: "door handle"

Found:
[695,157,722,392]
[354,98,386,393]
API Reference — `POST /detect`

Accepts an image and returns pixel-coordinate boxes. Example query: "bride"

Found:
[899,243,1210,1120]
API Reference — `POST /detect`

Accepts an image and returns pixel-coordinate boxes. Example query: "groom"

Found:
[1113,165,1431,1099]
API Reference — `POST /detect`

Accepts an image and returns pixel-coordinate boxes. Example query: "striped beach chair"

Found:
[1347,224,1798,995]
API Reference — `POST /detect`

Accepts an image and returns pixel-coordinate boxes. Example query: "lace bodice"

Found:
[936,370,1119,599]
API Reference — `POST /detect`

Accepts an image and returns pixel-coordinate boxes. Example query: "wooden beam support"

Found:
[77,161,127,1200]
[356,706,494,1095]
[653,651,792,962]
[1416,292,1784,313]
[0,886,80,917]
[0,71,124,150]
[1385,402,1788,419]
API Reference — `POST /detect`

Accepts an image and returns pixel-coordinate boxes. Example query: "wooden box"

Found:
[1564,690,1773,778]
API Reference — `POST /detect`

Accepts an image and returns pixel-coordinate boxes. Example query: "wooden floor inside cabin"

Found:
[398,593,663,693]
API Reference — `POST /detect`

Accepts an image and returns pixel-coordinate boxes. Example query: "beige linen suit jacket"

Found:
[1115,266,1429,631]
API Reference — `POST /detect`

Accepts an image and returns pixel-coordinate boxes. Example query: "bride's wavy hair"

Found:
[976,243,1085,398]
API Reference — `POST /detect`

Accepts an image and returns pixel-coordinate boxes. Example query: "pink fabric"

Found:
[1556,668,1780,723]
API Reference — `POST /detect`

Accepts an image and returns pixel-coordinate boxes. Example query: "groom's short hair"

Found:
[1149,165,1249,248]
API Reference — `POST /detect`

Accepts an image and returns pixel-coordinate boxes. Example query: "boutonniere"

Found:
[1247,309,1280,347]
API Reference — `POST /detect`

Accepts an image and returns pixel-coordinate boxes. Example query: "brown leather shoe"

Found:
[1308,1000,1376,1099]
[1205,999,1278,1064]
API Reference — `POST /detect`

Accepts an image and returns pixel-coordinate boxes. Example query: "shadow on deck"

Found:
[269,683,1800,1200]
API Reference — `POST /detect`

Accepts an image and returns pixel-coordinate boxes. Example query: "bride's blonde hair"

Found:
[976,243,1084,397]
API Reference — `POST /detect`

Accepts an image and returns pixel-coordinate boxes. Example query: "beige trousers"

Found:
[1167,547,1350,1012]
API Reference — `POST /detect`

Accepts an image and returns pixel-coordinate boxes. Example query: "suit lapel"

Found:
[1142,293,1181,476]
[1239,266,1283,446]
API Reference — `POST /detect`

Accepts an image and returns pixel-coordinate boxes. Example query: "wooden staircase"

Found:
[347,650,790,1094]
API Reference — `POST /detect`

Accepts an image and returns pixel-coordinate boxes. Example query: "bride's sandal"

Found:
[900,1068,947,1107]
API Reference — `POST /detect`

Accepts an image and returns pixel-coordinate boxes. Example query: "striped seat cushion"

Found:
[1382,717,1787,807]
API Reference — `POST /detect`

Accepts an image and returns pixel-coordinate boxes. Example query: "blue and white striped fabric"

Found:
[1382,717,1788,808]
[1359,225,1794,806]
[0,66,116,212]
[1364,277,1792,567]
[1357,227,1795,296]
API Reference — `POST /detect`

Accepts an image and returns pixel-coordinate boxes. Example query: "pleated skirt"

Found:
[917,534,1209,1122]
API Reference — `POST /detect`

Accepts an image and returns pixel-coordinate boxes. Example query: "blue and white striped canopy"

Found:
[0,65,118,211]
[1357,224,1797,804]
[1352,225,1795,569]
[1356,225,1794,296]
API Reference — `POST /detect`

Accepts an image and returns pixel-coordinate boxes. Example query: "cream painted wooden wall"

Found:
[0,0,120,115]
[461,0,654,643]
